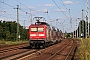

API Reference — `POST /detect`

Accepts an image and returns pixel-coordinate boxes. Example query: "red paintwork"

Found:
[29,24,48,41]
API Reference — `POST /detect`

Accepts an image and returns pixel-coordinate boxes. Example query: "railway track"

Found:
[18,38,78,60]
[0,38,78,60]
[0,43,39,60]
[47,39,76,60]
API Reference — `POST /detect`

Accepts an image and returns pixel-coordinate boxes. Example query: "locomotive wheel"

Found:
[35,43,40,48]
[38,44,40,48]
[29,43,32,48]
[56,40,58,44]
[42,44,46,48]
[46,42,49,47]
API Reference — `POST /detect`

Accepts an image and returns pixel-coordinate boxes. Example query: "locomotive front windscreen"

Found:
[30,27,44,32]
[31,28,37,32]
[38,28,44,32]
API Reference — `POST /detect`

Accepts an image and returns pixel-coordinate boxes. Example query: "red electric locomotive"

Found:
[28,17,62,48]
[28,21,52,48]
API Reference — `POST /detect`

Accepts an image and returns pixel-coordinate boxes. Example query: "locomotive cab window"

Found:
[31,28,37,32]
[38,27,44,32]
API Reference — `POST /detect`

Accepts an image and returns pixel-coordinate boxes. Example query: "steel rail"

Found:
[64,40,74,60]
[47,40,72,60]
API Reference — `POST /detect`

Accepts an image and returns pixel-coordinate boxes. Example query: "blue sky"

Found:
[0,0,90,33]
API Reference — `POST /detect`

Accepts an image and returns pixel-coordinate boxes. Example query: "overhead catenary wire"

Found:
[16,0,37,13]
[17,0,53,23]
[52,0,69,20]
[0,0,33,15]
[0,0,34,23]
[17,0,54,21]
[52,0,71,32]
[60,0,72,31]
[0,0,44,30]
[0,0,52,22]
[0,1,15,9]
[61,0,68,10]
[60,0,72,21]
[0,10,16,21]
[17,0,52,23]
[16,0,38,24]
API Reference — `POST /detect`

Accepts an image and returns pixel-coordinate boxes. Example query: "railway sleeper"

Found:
[43,52,55,56]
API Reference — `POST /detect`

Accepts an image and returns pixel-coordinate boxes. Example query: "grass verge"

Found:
[75,38,90,60]
[0,40,28,45]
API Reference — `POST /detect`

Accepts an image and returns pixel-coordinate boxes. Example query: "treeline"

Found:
[0,21,28,41]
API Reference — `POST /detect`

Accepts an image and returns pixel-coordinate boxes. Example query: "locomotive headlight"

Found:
[30,34,36,36]
[39,34,44,36]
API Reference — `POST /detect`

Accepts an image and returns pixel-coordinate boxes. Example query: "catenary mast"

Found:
[86,0,89,38]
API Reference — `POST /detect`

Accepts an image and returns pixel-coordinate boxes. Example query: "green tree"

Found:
[0,21,28,41]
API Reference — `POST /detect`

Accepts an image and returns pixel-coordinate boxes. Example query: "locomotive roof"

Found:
[35,22,50,26]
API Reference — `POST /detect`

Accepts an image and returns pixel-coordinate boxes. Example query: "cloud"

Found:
[44,4,55,7]
[63,1,75,5]
[36,4,55,7]
[36,4,42,6]
[28,6,35,9]
[23,6,35,11]
[37,9,48,13]
[56,9,68,12]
